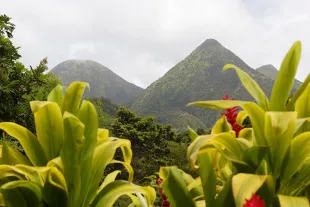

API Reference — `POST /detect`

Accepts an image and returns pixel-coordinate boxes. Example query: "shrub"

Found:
[0,81,155,207]
[158,41,310,207]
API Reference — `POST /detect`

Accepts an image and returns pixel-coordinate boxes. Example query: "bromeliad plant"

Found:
[158,41,310,207]
[0,82,155,207]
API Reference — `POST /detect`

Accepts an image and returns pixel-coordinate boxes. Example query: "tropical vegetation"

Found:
[158,41,310,206]
[1,12,310,207]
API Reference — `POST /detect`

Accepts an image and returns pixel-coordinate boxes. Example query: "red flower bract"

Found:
[222,94,243,136]
[243,194,265,207]
[157,178,172,207]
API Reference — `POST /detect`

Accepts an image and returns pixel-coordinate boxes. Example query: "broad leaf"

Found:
[264,112,297,179]
[31,101,64,160]
[97,170,121,193]
[43,167,68,207]
[238,128,253,140]
[159,166,196,207]
[0,180,43,207]
[78,100,98,206]
[82,138,132,206]
[0,123,47,166]
[295,83,310,133]
[90,180,155,207]
[232,173,267,207]
[62,81,89,115]
[223,64,269,110]
[211,116,232,135]
[47,84,63,108]
[198,152,216,207]
[188,101,266,145]
[236,111,248,126]
[187,100,248,109]
[61,112,85,207]
[270,41,302,111]
[1,141,32,165]
[277,194,309,207]
[188,127,199,142]
[282,132,310,180]
[286,74,310,110]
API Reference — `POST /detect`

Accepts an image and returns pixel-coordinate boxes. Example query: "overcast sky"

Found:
[2,0,310,88]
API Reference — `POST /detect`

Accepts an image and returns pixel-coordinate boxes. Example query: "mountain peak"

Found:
[256,64,277,71]
[50,59,144,103]
[256,64,302,88]
[200,38,222,48]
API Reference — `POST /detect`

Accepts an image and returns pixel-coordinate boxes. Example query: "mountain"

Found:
[128,39,277,131]
[256,64,302,89]
[50,60,144,104]
[87,97,119,128]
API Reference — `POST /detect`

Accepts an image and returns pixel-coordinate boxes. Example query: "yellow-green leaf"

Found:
[62,81,89,115]
[238,128,253,140]
[82,138,132,206]
[187,100,248,109]
[159,166,196,207]
[197,152,216,207]
[47,157,64,174]
[236,111,248,126]
[61,112,85,207]
[43,167,68,207]
[188,101,266,145]
[78,101,98,205]
[282,132,310,180]
[223,64,269,110]
[109,160,133,182]
[232,173,267,207]
[97,170,121,193]
[286,74,310,110]
[90,180,156,207]
[1,141,32,165]
[31,101,64,160]
[0,180,43,207]
[270,41,302,111]
[188,127,199,142]
[211,116,232,135]
[277,194,309,207]
[295,83,310,133]
[0,123,47,166]
[264,112,297,178]
[47,84,63,108]
[97,129,109,140]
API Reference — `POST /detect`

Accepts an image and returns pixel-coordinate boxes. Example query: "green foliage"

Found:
[111,107,176,182]
[0,81,155,207]
[87,97,119,129]
[0,14,61,133]
[159,41,310,207]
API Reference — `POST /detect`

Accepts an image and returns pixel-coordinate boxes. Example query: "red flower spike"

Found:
[222,94,243,136]
[157,178,172,207]
[243,194,265,207]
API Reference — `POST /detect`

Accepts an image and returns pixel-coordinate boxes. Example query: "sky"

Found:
[2,0,310,88]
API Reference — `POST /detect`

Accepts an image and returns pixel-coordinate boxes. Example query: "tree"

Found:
[0,14,61,132]
[87,97,119,129]
[111,106,176,182]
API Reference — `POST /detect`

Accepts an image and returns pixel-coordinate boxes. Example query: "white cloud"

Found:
[2,0,309,88]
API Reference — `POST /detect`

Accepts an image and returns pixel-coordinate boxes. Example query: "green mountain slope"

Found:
[50,60,144,104]
[87,97,119,128]
[256,64,302,89]
[129,39,276,131]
